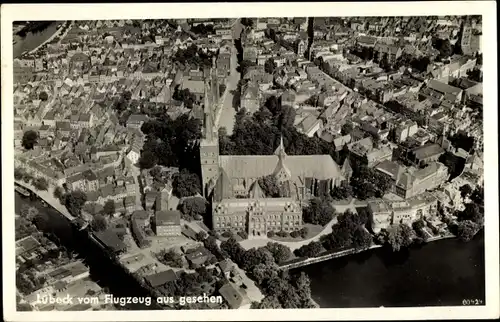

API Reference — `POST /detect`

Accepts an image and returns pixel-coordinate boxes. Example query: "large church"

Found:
[200,58,351,238]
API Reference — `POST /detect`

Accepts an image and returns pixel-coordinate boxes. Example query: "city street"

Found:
[215,19,242,136]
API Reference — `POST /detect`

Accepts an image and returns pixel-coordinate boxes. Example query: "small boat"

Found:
[15,186,31,197]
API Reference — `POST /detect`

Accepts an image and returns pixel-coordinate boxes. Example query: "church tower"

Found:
[200,58,220,198]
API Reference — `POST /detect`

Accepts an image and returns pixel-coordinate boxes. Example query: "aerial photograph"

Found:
[12,15,485,311]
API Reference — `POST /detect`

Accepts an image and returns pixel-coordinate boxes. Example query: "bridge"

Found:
[279,244,383,270]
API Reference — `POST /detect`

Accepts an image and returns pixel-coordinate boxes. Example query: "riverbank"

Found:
[281,231,457,271]
[13,21,59,58]
[14,180,75,221]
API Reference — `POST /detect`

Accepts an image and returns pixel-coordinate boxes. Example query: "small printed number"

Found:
[462,299,483,305]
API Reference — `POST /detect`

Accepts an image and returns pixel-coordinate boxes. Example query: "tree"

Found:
[386,224,414,252]
[412,219,426,231]
[295,241,323,258]
[433,38,453,59]
[32,177,49,191]
[252,295,282,309]
[330,181,353,200]
[470,186,484,205]
[160,249,183,268]
[457,220,479,242]
[91,214,108,232]
[240,18,254,28]
[138,149,158,169]
[265,242,292,264]
[258,175,281,198]
[53,186,64,201]
[302,198,335,226]
[64,190,88,217]
[102,199,116,216]
[22,130,39,150]
[14,168,27,181]
[293,272,311,297]
[251,262,279,285]
[39,91,49,101]
[460,184,473,199]
[179,197,207,219]
[352,226,372,250]
[221,237,246,265]
[299,227,308,238]
[195,231,207,242]
[457,203,484,224]
[242,247,275,271]
[341,122,354,136]
[238,59,257,76]
[172,169,201,198]
[264,58,276,74]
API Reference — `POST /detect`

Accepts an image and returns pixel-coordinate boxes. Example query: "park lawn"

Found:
[270,223,324,242]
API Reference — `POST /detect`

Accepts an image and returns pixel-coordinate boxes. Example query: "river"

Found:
[15,193,162,310]
[296,232,485,308]
[13,21,60,58]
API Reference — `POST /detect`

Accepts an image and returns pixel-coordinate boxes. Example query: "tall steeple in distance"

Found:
[211,56,219,109]
[202,69,214,141]
[274,135,287,157]
[200,65,220,198]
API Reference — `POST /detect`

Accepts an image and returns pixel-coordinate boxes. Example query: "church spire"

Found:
[274,135,287,157]
[202,71,215,141]
[211,56,219,105]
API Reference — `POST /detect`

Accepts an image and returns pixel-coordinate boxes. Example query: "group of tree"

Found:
[179,196,207,220]
[90,214,108,232]
[172,169,202,198]
[456,202,484,225]
[264,58,277,74]
[138,113,202,197]
[432,37,454,60]
[377,223,415,252]
[172,44,214,68]
[31,177,49,191]
[158,249,184,268]
[220,237,315,308]
[190,23,215,36]
[237,59,257,76]
[240,18,254,28]
[349,157,393,200]
[320,208,371,252]
[257,175,283,198]
[294,240,323,258]
[139,114,201,170]
[21,130,39,150]
[302,197,336,226]
[62,190,88,217]
[39,91,49,101]
[330,181,354,200]
[172,85,197,109]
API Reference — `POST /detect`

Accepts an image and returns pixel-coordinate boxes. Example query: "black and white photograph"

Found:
[2,2,498,321]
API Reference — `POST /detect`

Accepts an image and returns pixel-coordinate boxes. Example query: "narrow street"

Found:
[214,19,242,135]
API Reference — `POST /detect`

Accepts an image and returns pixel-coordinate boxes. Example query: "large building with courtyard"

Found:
[199,59,350,238]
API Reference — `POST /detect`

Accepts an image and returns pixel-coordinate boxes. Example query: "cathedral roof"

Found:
[249,180,265,199]
[213,168,233,202]
[219,154,342,182]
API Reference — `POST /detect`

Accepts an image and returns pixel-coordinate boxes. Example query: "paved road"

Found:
[215,19,241,135]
